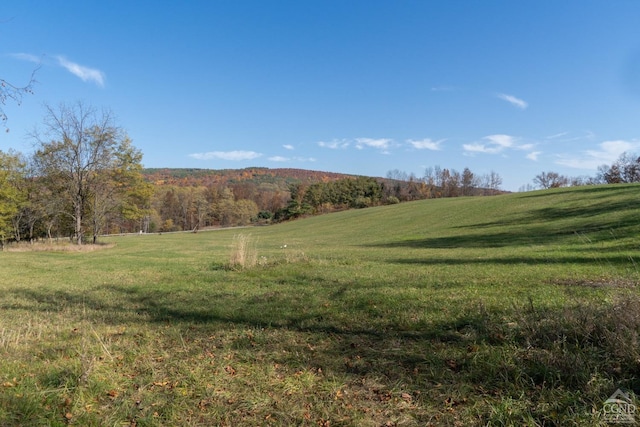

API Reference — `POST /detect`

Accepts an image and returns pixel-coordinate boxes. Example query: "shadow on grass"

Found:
[519,184,640,198]
[4,276,640,425]
[388,254,639,266]
[367,196,638,250]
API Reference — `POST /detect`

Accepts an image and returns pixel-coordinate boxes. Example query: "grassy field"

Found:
[1,184,639,426]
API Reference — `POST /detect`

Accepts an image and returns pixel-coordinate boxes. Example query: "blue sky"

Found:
[2,1,640,191]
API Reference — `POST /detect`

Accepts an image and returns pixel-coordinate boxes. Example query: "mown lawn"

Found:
[1,184,639,426]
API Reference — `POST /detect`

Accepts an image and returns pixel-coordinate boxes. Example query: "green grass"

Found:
[1,184,639,426]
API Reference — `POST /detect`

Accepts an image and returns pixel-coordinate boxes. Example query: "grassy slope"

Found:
[1,184,639,426]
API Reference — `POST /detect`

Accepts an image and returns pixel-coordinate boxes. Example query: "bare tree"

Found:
[31,102,132,244]
[487,171,503,195]
[533,171,569,189]
[461,167,476,196]
[1,68,38,130]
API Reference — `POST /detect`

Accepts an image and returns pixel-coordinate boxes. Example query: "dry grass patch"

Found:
[228,234,258,269]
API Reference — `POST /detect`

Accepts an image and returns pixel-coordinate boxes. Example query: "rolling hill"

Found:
[1,183,639,426]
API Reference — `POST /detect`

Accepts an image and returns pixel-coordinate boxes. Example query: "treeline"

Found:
[528,152,640,190]
[387,166,505,198]
[148,165,506,229]
[148,176,387,231]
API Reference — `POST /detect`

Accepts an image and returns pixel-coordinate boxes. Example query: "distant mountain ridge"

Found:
[142,167,368,189]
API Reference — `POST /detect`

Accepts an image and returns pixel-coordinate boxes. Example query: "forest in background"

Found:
[138,166,507,235]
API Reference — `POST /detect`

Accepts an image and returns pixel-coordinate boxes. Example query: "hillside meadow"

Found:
[1,184,639,426]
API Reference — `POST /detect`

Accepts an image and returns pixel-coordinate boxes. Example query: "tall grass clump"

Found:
[228,233,258,269]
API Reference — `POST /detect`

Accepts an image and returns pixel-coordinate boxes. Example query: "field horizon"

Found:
[1,184,639,426]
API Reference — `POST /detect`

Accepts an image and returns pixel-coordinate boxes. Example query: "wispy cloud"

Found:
[464,134,514,154]
[355,138,393,151]
[463,142,502,154]
[268,156,289,162]
[11,53,105,87]
[497,93,528,109]
[189,150,262,161]
[268,155,316,162]
[527,151,542,161]
[407,138,443,150]
[463,134,538,158]
[9,53,41,63]
[317,138,394,152]
[318,139,350,149]
[546,132,569,140]
[545,130,596,143]
[484,134,515,147]
[55,56,105,87]
[556,139,640,169]
[283,144,294,150]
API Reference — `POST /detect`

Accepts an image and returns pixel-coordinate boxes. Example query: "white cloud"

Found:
[556,139,640,169]
[283,144,294,150]
[408,138,443,150]
[318,139,350,149]
[517,143,535,151]
[497,93,528,109]
[355,138,393,150]
[317,137,394,151]
[485,134,515,147]
[268,155,316,163]
[591,140,638,159]
[9,53,41,63]
[55,56,105,87]
[462,142,502,154]
[545,131,595,143]
[464,134,516,154]
[10,53,105,87]
[546,132,569,139]
[269,156,289,162]
[463,134,538,160]
[189,150,262,161]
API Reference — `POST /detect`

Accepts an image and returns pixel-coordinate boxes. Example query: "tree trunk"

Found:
[75,197,83,245]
